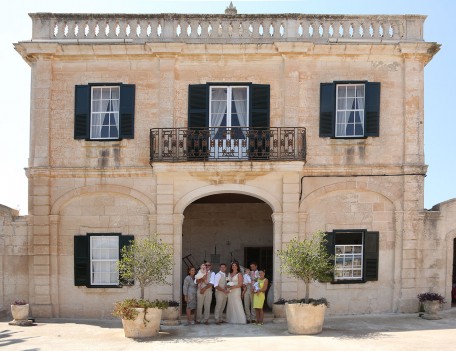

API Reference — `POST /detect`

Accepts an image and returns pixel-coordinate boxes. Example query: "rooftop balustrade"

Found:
[28,13,425,44]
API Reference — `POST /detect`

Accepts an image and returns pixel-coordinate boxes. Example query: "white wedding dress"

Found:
[226,273,247,324]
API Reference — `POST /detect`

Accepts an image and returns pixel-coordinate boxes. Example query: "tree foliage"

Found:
[277,230,333,303]
[118,234,174,299]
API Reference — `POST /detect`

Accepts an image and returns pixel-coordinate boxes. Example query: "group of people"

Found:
[182,261,269,325]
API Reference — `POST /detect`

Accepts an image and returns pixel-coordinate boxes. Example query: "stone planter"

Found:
[421,300,442,320]
[285,302,327,335]
[9,304,32,326]
[121,307,162,338]
[272,303,286,323]
[161,306,180,325]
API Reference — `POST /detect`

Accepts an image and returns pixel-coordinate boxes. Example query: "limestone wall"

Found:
[0,205,29,315]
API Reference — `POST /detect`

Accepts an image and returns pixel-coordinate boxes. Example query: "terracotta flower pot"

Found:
[121,307,162,338]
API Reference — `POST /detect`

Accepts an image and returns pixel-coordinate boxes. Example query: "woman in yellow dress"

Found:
[252,268,268,325]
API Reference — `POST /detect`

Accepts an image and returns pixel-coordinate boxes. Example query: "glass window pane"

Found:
[102,88,111,99]
[111,87,120,99]
[211,88,227,101]
[92,88,101,100]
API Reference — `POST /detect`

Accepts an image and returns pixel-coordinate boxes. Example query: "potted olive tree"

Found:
[417,292,445,320]
[277,230,333,335]
[113,234,173,338]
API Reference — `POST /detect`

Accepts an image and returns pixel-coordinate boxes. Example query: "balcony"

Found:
[150,127,306,162]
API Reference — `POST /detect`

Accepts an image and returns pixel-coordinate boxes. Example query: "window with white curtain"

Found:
[209,86,249,139]
[335,84,365,137]
[90,86,120,139]
[90,236,119,285]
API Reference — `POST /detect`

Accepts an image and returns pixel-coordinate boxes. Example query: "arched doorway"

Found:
[181,193,274,310]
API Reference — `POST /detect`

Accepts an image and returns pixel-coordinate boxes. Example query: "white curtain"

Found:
[210,88,227,138]
[232,88,248,138]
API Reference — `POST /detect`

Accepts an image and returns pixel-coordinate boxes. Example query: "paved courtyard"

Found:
[1,309,456,350]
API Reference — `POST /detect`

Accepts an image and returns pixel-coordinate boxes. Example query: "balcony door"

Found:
[209,86,249,159]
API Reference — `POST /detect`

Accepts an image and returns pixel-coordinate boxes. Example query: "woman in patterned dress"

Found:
[183,266,197,325]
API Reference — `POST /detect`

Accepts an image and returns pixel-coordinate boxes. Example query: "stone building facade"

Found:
[2,8,455,318]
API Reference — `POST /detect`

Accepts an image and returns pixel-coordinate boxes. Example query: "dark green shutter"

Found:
[119,235,135,286]
[364,231,379,281]
[250,84,270,128]
[74,236,89,286]
[188,84,208,160]
[364,82,380,137]
[119,84,135,139]
[74,85,90,139]
[319,83,335,137]
[249,84,270,159]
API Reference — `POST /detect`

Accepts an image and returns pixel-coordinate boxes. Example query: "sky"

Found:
[0,0,454,215]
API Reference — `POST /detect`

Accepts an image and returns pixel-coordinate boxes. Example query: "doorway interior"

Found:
[181,193,273,312]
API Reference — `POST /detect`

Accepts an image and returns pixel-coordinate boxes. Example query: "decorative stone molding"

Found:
[27,13,426,44]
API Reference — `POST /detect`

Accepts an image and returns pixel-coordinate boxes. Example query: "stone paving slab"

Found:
[1,309,455,350]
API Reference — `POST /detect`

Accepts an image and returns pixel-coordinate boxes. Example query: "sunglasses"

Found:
[205,264,211,266]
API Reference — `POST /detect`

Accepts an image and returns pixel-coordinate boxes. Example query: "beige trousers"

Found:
[243,289,255,321]
[214,290,227,322]
[196,287,212,323]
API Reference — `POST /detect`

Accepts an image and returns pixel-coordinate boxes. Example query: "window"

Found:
[188,83,270,159]
[90,236,119,285]
[325,230,379,283]
[90,86,120,139]
[74,234,134,287]
[74,84,135,140]
[320,81,380,138]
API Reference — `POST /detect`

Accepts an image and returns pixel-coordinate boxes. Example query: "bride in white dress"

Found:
[226,261,247,324]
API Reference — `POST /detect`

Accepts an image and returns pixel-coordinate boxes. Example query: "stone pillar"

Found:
[49,215,59,317]
[148,214,157,234]
[298,212,308,240]
[28,56,53,317]
[156,174,174,299]
[173,214,185,302]
[272,212,283,302]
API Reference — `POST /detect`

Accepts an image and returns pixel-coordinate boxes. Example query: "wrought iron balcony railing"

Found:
[150,127,306,162]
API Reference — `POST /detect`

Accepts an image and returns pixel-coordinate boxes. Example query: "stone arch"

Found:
[300,180,398,212]
[50,184,156,215]
[174,184,282,214]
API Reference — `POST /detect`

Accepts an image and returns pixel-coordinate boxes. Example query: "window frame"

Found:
[319,81,380,139]
[90,85,121,140]
[74,233,134,288]
[89,234,120,286]
[74,83,135,141]
[335,83,365,138]
[326,229,379,284]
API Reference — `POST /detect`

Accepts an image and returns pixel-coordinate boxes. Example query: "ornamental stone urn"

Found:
[161,305,180,326]
[421,300,442,320]
[9,304,32,326]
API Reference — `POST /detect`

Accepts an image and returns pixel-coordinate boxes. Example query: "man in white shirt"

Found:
[242,267,253,323]
[213,263,228,325]
[195,262,215,324]
[248,262,259,322]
